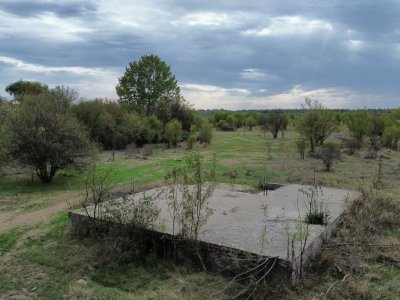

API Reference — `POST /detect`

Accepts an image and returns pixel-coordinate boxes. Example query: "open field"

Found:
[1,127,399,299]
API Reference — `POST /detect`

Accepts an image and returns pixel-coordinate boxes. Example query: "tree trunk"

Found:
[36,163,58,183]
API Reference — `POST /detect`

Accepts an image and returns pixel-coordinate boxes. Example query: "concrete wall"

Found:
[69,211,292,283]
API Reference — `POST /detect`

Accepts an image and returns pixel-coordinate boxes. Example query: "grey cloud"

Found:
[0,0,97,17]
[0,0,399,108]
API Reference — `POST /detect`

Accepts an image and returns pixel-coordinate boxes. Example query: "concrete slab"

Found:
[72,184,356,263]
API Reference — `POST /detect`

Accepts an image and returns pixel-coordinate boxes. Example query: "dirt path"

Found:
[0,192,78,234]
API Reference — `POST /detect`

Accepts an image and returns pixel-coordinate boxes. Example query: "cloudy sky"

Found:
[0,0,399,109]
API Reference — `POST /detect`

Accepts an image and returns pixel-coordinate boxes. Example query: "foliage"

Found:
[300,174,330,225]
[7,90,93,183]
[264,110,289,138]
[346,109,369,147]
[105,192,161,230]
[217,119,235,131]
[383,109,400,150]
[366,112,385,151]
[197,122,213,146]
[164,119,182,148]
[213,111,258,131]
[70,99,116,147]
[145,115,163,144]
[166,153,216,240]
[383,125,400,150]
[245,116,257,131]
[72,99,167,149]
[319,141,341,171]
[5,80,48,100]
[296,97,336,152]
[116,54,178,114]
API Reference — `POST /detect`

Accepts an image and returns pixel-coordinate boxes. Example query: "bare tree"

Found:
[81,164,115,220]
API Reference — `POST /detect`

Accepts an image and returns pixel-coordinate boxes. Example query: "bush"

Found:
[383,125,400,150]
[164,119,182,148]
[341,138,361,155]
[319,142,340,171]
[217,120,235,131]
[198,123,213,146]
[186,134,197,150]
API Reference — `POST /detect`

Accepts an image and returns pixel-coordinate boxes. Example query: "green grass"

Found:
[390,227,400,240]
[1,126,400,299]
[0,212,238,299]
[0,227,26,256]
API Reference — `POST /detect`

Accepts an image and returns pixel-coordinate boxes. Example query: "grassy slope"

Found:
[0,127,399,299]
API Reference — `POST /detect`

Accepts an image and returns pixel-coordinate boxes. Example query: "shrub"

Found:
[319,142,340,171]
[164,119,182,148]
[342,138,361,155]
[198,123,213,146]
[217,120,235,131]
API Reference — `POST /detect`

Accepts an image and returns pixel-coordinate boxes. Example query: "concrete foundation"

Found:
[69,184,356,281]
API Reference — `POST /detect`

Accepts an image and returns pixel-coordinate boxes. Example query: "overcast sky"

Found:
[0,0,399,109]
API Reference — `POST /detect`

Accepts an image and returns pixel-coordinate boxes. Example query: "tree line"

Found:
[0,54,399,183]
[0,55,212,183]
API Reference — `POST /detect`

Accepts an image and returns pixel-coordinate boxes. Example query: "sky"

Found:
[0,0,399,110]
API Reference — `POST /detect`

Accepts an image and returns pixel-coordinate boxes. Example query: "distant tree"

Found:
[245,116,257,131]
[50,85,79,105]
[5,80,48,101]
[116,54,180,115]
[164,119,182,148]
[366,112,385,151]
[232,112,245,128]
[7,90,92,183]
[383,109,400,150]
[198,122,213,146]
[296,139,306,159]
[281,115,289,138]
[213,110,229,126]
[70,99,113,144]
[259,114,268,137]
[158,93,194,131]
[383,125,400,150]
[265,110,289,138]
[346,109,369,148]
[297,98,336,152]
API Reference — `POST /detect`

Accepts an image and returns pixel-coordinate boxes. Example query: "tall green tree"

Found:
[7,90,92,183]
[297,98,336,152]
[116,54,180,115]
[5,80,48,101]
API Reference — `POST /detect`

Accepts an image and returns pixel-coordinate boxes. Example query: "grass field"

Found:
[0,127,399,299]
